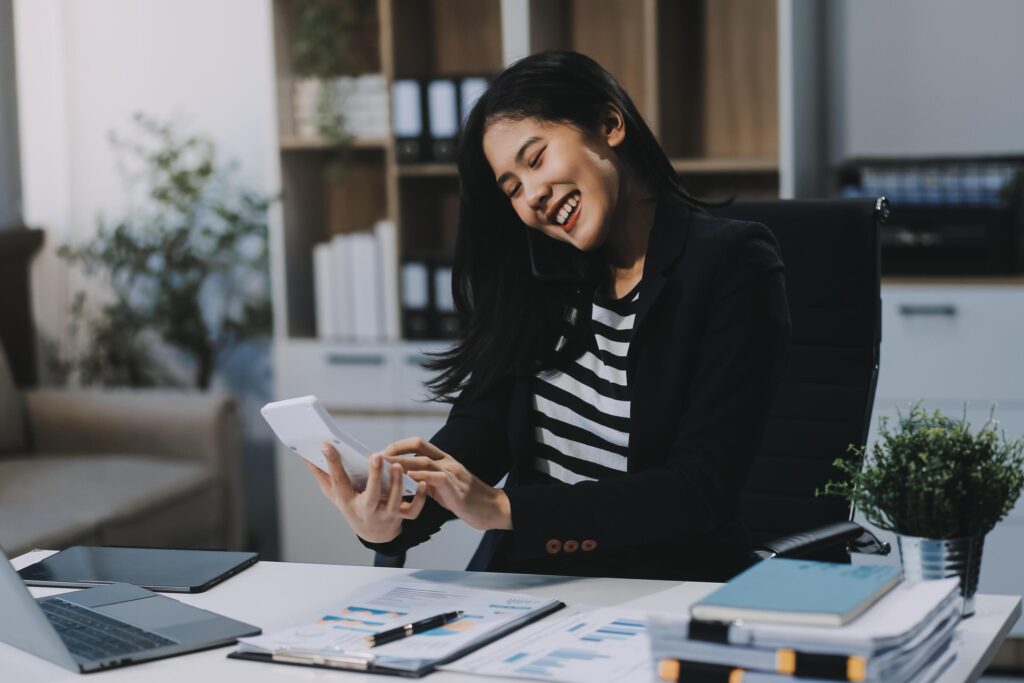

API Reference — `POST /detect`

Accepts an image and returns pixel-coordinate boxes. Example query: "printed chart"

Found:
[441,605,654,682]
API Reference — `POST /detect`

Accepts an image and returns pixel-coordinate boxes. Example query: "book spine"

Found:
[658,659,743,683]
[775,649,866,682]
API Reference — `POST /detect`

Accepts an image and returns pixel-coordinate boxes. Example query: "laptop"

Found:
[0,547,261,673]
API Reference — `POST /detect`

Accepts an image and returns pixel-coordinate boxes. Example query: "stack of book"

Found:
[294,73,389,141]
[649,559,961,683]
[312,219,400,341]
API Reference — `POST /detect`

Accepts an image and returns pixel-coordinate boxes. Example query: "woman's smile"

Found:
[549,191,581,231]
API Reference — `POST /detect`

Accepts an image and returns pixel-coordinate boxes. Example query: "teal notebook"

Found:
[690,559,903,627]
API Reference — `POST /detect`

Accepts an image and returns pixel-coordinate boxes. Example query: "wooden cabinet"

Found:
[267,0,821,567]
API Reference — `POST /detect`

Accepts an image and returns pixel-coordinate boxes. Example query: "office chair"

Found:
[716,198,891,564]
[375,198,893,570]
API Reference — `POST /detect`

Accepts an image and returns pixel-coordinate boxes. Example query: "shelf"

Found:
[882,276,1024,286]
[672,157,779,174]
[279,135,389,151]
[397,163,458,177]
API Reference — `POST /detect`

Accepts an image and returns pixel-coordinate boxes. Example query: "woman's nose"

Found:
[525,180,551,212]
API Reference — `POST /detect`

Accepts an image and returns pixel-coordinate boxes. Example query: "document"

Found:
[441,605,654,683]
[234,579,562,673]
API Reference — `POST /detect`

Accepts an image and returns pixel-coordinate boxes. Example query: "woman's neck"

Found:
[604,174,657,297]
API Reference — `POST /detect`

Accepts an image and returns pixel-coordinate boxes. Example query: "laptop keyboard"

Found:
[40,598,178,662]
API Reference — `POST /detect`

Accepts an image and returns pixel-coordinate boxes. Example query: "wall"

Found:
[827,0,1024,163]
[14,0,282,554]
[0,0,22,225]
[14,0,279,369]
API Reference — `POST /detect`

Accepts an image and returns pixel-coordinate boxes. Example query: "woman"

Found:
[307,50,790,582]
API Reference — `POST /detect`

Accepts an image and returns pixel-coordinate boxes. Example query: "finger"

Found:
[322,443,356,501]
[407,470,447,487]
[305,460,331,496]
[384,455,439,472]
[385,463,404,512]
[379,436,446,460]
[400,482,428,519]
[364,453,384,502]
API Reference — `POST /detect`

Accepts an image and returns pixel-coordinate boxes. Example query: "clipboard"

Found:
[227,600,566,678]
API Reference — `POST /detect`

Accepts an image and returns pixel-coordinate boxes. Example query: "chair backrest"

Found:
[716,199,884,562]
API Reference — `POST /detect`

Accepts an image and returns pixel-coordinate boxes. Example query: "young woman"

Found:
[307,50,790,582]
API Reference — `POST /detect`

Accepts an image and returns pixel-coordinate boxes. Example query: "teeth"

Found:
[555,193,580,225]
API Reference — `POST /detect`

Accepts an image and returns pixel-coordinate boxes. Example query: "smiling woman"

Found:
[311,50,791,582]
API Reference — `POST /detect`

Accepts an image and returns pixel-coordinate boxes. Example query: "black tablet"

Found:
[18,546,258,593]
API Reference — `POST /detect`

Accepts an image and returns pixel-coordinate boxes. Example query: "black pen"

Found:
[363,610,464,648]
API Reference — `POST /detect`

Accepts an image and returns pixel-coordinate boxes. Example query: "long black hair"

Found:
[426,50,713,402]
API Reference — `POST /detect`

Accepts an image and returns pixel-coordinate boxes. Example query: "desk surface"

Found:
[5,550,1021,683]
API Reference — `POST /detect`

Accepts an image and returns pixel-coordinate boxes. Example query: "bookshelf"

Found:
[268,0,822,566]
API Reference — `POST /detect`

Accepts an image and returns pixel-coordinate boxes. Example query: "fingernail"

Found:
[371,453,381,467]
[321,444,331,456]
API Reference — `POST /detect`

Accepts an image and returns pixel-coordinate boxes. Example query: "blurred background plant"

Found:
[53,113,274,390]
[823,404,1024,539]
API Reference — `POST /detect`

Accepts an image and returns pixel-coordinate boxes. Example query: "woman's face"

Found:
[482,114,625,251]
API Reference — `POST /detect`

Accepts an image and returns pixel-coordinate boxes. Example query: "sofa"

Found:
[0,341,245,557]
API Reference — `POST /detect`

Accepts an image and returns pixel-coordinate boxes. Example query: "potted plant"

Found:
[823,404,1024,616]
[54,113,274,390]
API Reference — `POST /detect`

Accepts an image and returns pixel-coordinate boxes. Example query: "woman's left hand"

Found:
[377,437,512,531]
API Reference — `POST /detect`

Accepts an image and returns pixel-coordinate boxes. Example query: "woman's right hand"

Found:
[306,443,428,544]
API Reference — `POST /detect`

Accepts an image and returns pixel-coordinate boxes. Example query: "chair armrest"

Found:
[23,388,239,469]
[751,521,891,561]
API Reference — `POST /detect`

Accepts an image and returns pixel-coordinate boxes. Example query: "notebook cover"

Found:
[690,559,903,626]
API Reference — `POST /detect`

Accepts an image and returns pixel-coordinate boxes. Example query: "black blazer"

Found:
[364,201,791,582]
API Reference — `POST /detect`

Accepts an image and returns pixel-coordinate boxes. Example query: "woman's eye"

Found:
[507,182,521,198]
[529,148,545,168]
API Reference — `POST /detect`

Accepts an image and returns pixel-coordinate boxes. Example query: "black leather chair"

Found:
[716,198,891,563]
[375,198,893,569]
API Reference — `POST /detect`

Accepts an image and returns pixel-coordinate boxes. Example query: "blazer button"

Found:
[581,539,598,552]
[545,539,562,554]
[563,540,579,553]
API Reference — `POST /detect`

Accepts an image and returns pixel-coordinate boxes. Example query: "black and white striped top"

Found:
[531,283,639,484]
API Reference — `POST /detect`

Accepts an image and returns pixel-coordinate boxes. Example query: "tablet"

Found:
[261,395,418,496]
[18,546,258,593]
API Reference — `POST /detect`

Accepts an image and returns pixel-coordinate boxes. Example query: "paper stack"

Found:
[649,561,961,683]
[294,73,389,140]
[313,219,400,341]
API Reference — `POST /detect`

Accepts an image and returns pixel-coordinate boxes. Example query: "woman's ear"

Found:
[602,104,626,148]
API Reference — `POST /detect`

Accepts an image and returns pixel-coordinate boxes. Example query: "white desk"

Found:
[6,550,1021,683]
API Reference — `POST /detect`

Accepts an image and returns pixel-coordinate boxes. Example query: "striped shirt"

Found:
[531,283,639,484]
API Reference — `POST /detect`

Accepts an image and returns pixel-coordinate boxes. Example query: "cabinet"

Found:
[267,0,822,567]
[855,283,1024,635]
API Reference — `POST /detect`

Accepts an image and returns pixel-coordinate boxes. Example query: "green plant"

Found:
[290,0,370,146]
[821,404,1024,539]
[56,113,274,390]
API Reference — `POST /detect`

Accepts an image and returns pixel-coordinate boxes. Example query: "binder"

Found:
[459,76,488,125]
[432,261,460,338]
[401,259,432,339]
[426,79,459,162]
[392,79,426,163]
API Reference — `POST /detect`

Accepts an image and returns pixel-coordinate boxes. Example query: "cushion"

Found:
[0,339,27,455]
[0,454,215,557]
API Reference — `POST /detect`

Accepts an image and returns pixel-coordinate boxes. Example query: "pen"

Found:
[363,610,464,647]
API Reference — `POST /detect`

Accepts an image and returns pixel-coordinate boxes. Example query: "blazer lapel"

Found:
[631,200,691,338]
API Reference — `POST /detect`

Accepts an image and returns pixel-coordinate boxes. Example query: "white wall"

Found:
[14,0,279,364]
[0,0,22,226]
[827,0,1024,162]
